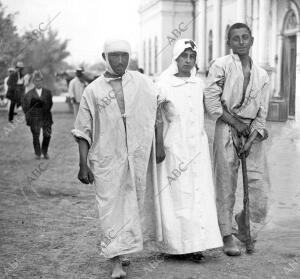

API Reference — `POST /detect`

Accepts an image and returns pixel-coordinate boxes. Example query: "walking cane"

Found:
[240,148,255,254]
[222,101,254,253]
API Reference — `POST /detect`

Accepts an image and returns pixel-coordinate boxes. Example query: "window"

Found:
[154,36,158,73]
[208,30,213,62]
[143,40,146,71]
[148,38,152,74]
[225,25,230,55]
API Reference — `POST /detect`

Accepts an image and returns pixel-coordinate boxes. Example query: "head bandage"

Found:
[103,39,131,75]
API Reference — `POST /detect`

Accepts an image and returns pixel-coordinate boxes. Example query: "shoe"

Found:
[234,213,248,243]
[43,153,50,159]
[189,252,205,263]
[35,155,41,160]
[9,120,13,123]
[223,235,241,256]
[13,112,17,115]
[120,256,130,266]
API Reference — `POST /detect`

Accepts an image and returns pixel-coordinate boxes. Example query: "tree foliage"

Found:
[0,2,70,94]
[19,29,70,94]
[0,2,22,81]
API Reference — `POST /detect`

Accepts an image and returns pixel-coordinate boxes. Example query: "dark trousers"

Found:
[8,101,16,121]
[30,122,52,156]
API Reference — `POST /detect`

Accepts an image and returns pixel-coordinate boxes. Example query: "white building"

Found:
[139,0,300,121]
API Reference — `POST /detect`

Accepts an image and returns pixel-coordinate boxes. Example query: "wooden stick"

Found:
[241,153,255,253]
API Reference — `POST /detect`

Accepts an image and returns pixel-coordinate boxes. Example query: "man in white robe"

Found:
[68,67,86,118]
[72,39,158,278]
[155,39,222,260]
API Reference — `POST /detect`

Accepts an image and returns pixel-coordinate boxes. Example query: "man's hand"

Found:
[220,109,250,138]
[238,140,252,158]
[238,130,258,158]
[78,164,94,184]
[233,120,251,138]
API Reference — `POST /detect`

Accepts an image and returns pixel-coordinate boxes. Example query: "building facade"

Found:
[139,0,300,121]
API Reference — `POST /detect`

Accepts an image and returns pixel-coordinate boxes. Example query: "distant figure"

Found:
[68,67,86,118]
[7,61,25,122]
[0,68,14,108]
[4,67,15,96]
[24,66,35,94]
[23,71,53,160]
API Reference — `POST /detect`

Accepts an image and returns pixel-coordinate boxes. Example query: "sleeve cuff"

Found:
[71,129,92,146]
[209,107,224,120]
[250,125,268,142]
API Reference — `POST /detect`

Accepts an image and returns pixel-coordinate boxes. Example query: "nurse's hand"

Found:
[156,141,166,164]
[78,164,94,184]
[216,77,225,89]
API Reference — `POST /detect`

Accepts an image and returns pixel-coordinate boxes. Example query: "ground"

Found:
[0,106,300,279]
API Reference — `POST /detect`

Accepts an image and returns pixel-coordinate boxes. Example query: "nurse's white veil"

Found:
[159,38,198,80]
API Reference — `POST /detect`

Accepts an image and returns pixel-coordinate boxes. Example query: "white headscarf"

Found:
[159,38,198,80]
[103,39,131,75]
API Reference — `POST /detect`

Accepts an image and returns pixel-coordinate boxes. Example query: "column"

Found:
[274,35,283,97]
[258,0,271,66]
[271,0,278,63]
[213,0,221,58]
[296,32,300,121]
[196,0,207,73]
[236,0,246,23]
[271,0,278,97]
[251,0,259,61]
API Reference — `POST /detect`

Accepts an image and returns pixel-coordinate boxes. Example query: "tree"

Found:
[0,2,22,82]
[0,2,70,95]
[20,29,70,94]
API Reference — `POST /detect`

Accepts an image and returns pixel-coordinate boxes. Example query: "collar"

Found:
[166,74,198,87]
[102,70,128,83]
[231,54,253,67]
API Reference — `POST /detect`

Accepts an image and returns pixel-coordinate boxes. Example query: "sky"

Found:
[2,0,140,65]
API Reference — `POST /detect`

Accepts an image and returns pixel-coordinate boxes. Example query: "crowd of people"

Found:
[1,62,90,159]
[2,62,53,159]
[2,22,270,279]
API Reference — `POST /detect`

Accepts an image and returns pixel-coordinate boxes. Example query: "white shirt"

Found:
[68,77,86,103]
[204,54,270,137]
[17,72,24,85]
[36,88,42,97]
[24,74,34,93]
[4,76,9,94]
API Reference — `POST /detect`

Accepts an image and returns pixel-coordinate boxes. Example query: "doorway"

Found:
[282,35,296,118]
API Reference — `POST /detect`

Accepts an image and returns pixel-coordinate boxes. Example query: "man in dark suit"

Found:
[23,70,53,159]
[6,61,25,122]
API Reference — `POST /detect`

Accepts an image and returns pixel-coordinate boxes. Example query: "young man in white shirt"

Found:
[204,23,270,256]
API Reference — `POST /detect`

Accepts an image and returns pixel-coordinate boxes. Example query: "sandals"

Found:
[172,252,205,262]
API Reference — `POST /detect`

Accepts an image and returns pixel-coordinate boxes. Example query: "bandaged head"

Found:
[103,39,131,75]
